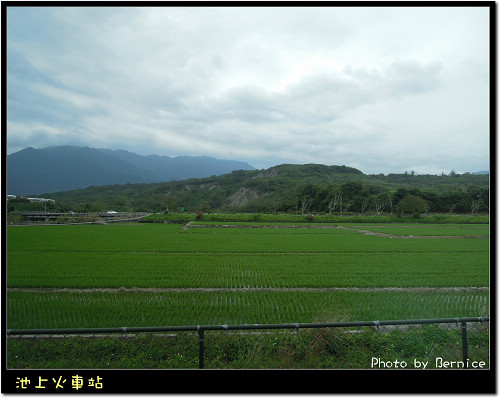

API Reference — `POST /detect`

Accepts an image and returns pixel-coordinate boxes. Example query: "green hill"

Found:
[27,163,488,215]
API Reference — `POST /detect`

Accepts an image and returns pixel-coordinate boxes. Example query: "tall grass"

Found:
[7,322,490,369]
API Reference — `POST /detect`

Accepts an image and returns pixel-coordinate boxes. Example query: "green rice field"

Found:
[7,222,490,329]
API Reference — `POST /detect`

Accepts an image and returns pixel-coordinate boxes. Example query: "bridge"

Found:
[16,212,149,223]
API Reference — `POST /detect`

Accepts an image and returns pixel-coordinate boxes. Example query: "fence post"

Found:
[461,321,469,368]
[198,328,205,369]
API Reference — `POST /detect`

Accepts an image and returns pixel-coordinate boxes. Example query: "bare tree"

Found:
[360,198,370,215]
[375,197,386,216]
[387,197,394,215]
[424,202,432,215]
[272,200,280,214]
[327,192,342,215]
[327,197,336,215]
[342,199,354,213]
[301,196,312,215]
[470,200,480,215]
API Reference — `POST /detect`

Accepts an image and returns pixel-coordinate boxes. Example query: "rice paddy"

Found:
[6,221,490,329]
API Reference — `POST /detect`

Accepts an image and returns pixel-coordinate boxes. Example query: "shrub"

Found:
[395,195,428,218]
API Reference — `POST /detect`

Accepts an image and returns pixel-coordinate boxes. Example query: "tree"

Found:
[340,181,367,212]
[387,196,394,215]
[374,194,388,216]
[342,198,355,213]
[395,195,428,218]
[115,195,130,208]
[360,197,370,214]
[423,201,432,215]
[340,181,363,198]
[161,195,178,213]
[92,199,106,212]
[419,191,442,212]
[300,196,312,215]
[277,199,296,213]
[470,200,480,215]
[327,191,342,215]
[467,186,489,213]
[392,188,410,207]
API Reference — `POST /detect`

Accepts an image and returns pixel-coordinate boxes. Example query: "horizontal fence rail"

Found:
[7,317,489,369]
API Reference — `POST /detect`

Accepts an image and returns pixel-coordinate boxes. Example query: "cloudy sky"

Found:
[6,5,490,174]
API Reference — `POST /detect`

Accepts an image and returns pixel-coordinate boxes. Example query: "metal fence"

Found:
[7,317,489,369]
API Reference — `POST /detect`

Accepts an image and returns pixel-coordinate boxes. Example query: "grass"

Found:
[348,225,489,236]
[7,323,489,369]
[142,212,489,224]
[7,290,489,329]
[6,219,490,369]
[7,250,488,289]
[7,223,489,291]
[7,223,489,253]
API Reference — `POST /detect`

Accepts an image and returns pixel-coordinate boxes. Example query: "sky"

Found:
[6,5,491,175]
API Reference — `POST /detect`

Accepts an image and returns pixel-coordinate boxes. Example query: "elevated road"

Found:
[15,212,150,224]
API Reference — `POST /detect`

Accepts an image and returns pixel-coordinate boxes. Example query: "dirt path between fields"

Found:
[183,223,488,239]
[337,226,488,239]
[8,286,489,294]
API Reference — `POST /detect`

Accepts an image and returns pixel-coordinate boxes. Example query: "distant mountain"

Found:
[7,146,255,195]
[473,171,489,175]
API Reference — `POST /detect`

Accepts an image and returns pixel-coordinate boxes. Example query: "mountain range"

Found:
[7,146,255,195]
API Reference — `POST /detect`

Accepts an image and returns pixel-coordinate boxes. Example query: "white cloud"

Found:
[6,6,490,174]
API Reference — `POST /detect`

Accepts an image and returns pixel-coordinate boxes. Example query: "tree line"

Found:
[6,166,489,217]
[242,181,489,217]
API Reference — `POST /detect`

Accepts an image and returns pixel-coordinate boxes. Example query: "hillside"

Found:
[6,146,255,195]
[34,163,489,215]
